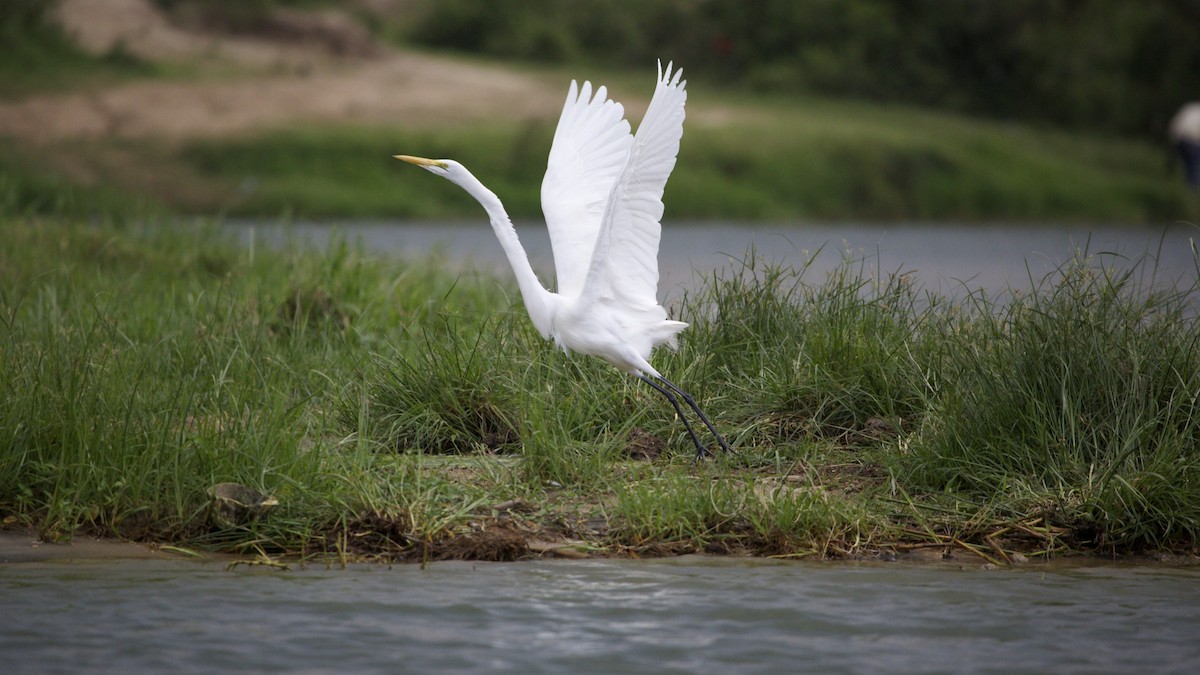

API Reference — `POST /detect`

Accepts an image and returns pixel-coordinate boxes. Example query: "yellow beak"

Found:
[394,155,446,168]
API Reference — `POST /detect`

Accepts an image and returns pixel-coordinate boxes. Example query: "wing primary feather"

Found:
[541,75,635,298]
[579,64,687,311]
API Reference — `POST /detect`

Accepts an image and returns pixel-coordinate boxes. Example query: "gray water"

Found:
[2,556,1198,673]
[231,220,1200,300]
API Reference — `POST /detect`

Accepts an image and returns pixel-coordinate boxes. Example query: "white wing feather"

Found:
[580,61,687,311]
[541,80,634,297]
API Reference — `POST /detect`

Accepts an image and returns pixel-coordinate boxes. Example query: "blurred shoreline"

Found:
[1,0,1197,223]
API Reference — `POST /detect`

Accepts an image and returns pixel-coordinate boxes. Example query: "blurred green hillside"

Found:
[150,0,1200,138]
[1,0,1198,222]
[401,0,1200,140]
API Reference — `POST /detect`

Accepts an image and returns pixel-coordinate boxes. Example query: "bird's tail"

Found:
[652,320,689,350]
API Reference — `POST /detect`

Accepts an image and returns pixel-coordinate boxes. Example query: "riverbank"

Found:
[0,530,170,563]
[2,0,1197,223]
[2,219,1197,565]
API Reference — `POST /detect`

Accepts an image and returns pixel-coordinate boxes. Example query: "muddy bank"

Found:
[0,530,175,564]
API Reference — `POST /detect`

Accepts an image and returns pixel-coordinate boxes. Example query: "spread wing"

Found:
[579,61,686,311]
[541,79,634,297]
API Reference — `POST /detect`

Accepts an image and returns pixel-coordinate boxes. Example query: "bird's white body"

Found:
[399,63,689,377]
[397,63,729,456]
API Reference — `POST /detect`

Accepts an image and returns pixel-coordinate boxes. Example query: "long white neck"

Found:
[451,169,556,338]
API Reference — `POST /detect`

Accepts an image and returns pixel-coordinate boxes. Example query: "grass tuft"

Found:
[902,249,1200,550]
[674,248,931,446]
[361,315,525,454]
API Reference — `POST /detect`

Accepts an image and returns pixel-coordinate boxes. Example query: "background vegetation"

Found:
[177,108,1188,222]
[2,1,1197,222]
[143,0,1200,139]
[0,0,156,97]
[404,0,1200,140]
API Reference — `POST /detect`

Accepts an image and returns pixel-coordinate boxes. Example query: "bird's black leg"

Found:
[653,375,732,455]
[636,374,709,458]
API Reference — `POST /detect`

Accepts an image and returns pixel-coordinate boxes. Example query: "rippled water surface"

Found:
[3,556,1198,673]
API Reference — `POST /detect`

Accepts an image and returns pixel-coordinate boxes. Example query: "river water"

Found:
[2,555,1198,673]
[231,220,1200,300]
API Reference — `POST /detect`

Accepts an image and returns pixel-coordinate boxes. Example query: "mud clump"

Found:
[624,427,665,460]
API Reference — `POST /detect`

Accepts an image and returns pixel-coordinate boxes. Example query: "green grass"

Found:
[0,218,498,552]
[178,124,554,219]
[0,141,164,219]
[161,95,1200,222]
[2,217,1198,562]
[904,254,1200,551]
[11,90,1177,224]
[673,100,1193,222]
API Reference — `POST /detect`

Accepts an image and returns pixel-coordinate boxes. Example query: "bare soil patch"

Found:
[0,529,170,563]
[0,0,565,143]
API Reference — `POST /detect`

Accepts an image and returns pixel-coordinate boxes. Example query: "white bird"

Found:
[395,62,729,458]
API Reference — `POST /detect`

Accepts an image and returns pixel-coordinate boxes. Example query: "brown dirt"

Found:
[0,0,566,143]
[623,427,666,460]
[0,0,738,212]
[0,529,173,562]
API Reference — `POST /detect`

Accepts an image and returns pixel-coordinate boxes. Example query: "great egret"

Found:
[395,62,729,458]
